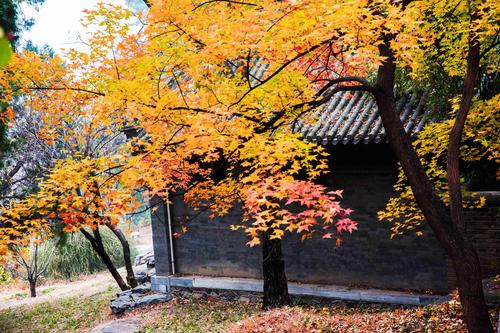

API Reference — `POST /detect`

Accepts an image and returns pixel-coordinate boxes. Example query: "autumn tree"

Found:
[128,1,495,331]
[0,55,140,289]
[0,0,47,153]
[0,156,141,290]
[380,96,499,236]
[0,2,357,307]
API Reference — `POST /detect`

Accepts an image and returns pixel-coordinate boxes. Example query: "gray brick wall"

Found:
[150,195,172,276]
[170,200,262,278]
[448,197,500,287]
[152,144,450,292]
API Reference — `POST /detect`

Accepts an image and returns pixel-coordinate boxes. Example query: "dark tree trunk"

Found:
[261,229,291,309]
[29,279,36,297]
[106,223,137,288]
[446,32,480,235]
[374,34,493,333]
[95,248,129,291]
[80,228,130,291]
[452,240,493,333]
[86,186,137,287]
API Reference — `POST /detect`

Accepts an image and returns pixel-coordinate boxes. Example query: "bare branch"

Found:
[229,38,336,108]
[24,86,105,97]
[315,76,374,96]
[193,0,262,11]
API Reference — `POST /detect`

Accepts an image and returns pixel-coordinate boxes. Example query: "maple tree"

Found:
[0,1,356,307]
[0,0,47,153]
[380,96,499,236]
[0,156,141,290]
[0,69,141,289]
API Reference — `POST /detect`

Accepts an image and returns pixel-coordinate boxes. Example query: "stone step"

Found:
[90,319,141,333]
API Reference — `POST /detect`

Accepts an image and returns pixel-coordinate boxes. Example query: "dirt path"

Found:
[0,224,153,311]
[0,270,118,310]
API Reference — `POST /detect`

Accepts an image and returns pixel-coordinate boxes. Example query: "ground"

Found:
[0,287,115,333]
[0,271,115,310]
[0,271,498,333]
[0,225,497,332]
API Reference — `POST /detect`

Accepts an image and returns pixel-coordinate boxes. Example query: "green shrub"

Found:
[0,265,11,284]
[43,227,137,280]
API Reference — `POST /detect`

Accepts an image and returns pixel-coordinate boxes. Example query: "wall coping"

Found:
[466,191,500,206]
[151,275,448,306]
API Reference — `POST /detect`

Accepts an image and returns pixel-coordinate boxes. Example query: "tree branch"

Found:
[193,0,262,11]
[229,38,337,108]
[25,86,105,97]
[315,76,374,96]
[446,23,481,233]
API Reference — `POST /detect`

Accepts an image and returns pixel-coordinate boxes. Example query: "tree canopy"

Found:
[0,1,361,254]
[0,0,497,264]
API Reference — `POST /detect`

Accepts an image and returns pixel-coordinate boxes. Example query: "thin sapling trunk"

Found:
[106,223,137,288]
[80,227,130,291]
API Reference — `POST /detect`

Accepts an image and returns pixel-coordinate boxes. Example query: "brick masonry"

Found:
[150,144,498,293]
[150,195,172,276]
[447,194,500,287]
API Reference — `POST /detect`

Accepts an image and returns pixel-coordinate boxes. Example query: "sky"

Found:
[20,0,131,54]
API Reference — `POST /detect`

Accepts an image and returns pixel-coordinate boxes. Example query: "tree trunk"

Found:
[374,35,493,333]
[452,242,493,333]
[29,279,36,297]
[261,229,291,309]
[443,31,493,333]
[85,186,137,287]
[106,223,137,288]
[446,31,480,234]
[80,228,130,291]
[95,247,129,291]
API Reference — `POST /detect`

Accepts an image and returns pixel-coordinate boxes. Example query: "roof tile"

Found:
[295,90,429,145]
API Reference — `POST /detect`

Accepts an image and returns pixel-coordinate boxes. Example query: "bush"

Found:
[43,227,138,280]
[0,265,11,284]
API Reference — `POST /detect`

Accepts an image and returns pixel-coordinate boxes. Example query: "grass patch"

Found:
[0,288,116,333]
[41,287,56,295]
[13,291,27,299]
[133,297,260,332]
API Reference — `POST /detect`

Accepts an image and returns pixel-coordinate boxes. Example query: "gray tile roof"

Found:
[131,59,429,146]
[241,58,430,145]
[293,91,429,145]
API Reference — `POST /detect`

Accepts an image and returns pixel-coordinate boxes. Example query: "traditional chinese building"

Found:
[148,90,499,296]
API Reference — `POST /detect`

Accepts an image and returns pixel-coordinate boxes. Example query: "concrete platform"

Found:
[151,275,447,306]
